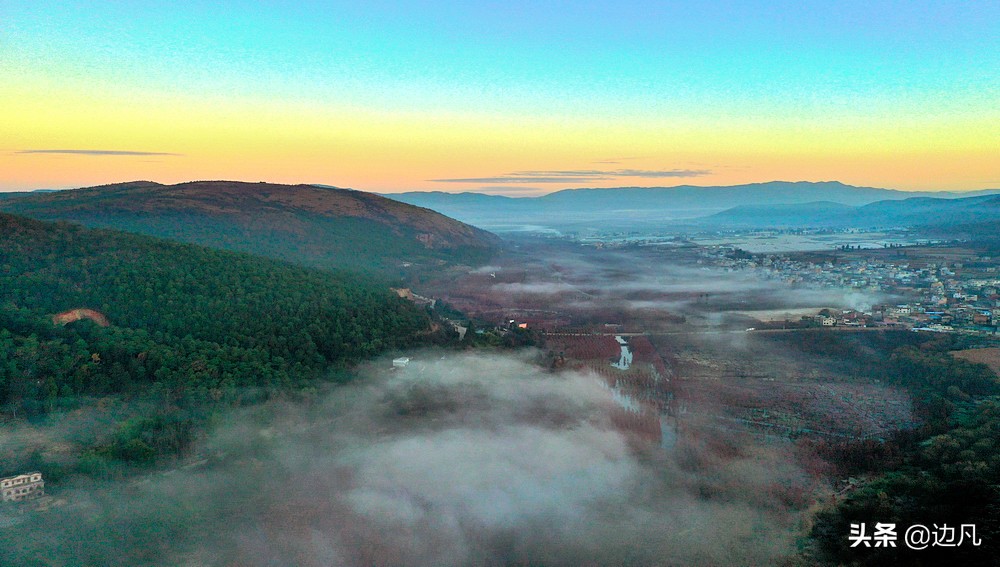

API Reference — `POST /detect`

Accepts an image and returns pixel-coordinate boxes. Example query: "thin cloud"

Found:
[431,168,711,184]
[17,149,182,156]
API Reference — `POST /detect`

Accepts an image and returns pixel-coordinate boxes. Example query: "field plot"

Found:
[652,332,916,441]
[951,347,1000,377]
[675,379,914,440]
[544,334,622,360]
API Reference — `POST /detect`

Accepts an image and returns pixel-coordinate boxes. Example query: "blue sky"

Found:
[3,1,998,192]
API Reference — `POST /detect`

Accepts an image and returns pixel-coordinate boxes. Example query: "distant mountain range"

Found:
[383,181,1000,229]
[702,194,1000,237]
[0,181,500,273]
[706,194,1000,228]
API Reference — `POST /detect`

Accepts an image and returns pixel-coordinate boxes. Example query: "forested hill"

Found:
[0,213,431,415]
[0,181,501,274]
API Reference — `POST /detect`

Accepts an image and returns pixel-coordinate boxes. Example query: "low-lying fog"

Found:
[473,241,888,327]
[2,353,813,566]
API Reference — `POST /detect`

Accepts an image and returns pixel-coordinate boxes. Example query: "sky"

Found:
[1,1,998,195]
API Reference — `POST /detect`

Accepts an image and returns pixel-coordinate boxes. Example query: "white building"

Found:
[1,472,44,502]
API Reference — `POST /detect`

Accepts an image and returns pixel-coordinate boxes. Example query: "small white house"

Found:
[392,357,410,368]
[1,472,44,502]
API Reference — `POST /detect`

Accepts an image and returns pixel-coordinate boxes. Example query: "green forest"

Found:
[28,210,497,275]
[0,213,436,476]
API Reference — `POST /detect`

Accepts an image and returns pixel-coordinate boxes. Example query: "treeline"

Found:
[782,331,1000,565]
[0,213,431,417]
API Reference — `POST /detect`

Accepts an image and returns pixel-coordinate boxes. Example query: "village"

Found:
[701,243,1000,334]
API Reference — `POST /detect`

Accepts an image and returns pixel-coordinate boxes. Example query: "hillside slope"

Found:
[1,181,501,273]
[0,212,431,416]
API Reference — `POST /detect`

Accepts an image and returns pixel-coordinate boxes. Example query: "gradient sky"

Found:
[2,1,998,194]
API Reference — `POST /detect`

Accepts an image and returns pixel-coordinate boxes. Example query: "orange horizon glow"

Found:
[3,2,998,196]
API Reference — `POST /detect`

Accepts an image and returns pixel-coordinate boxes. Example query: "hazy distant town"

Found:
[706,240,998,335]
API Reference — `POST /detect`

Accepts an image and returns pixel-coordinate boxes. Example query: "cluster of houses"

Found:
[709,247,1000,335]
